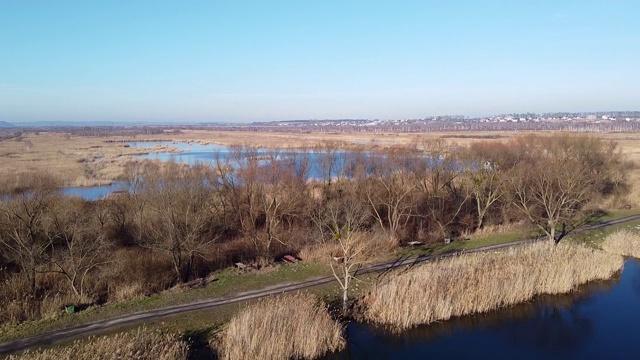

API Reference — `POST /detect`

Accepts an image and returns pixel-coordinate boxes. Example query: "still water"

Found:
[65,141,354,199]
[323,259,640,360]
[62,181,125,199]
[128,141,230,164]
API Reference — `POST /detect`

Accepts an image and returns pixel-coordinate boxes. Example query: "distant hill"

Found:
[11,121,116,127]
[0,121,14,128]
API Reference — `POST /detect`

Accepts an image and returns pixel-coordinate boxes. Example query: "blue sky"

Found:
[1,1,638,123]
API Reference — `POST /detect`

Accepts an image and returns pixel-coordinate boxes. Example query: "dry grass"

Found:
[7,327,188,360]
[217,293,344,360]
[0,132,150,187]
[466,221,526,239]
[601,229,640,258]
[3,130,640,190]
[363,241,623,330]
[111,283,146,303]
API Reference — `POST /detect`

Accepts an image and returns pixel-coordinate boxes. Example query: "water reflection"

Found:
[324,260,640,360]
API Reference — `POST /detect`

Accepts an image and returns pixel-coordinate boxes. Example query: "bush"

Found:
[217,293,344,360]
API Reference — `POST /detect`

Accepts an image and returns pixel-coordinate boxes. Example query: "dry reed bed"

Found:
[217,293,344,360]
[8,327,188,360]
[363,241,624,330]
[602,229,640,258]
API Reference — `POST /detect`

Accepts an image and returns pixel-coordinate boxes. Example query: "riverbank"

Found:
[363,241,623,330]
[7,229,638,358]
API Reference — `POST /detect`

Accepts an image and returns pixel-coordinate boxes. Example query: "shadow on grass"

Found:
[581,209,609,226]
[183,327,219,360]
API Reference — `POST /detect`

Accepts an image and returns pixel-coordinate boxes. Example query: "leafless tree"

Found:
[458,144,506,230]
[505,134,624,243]
[232,148,309,261]
[415,140,471,239]
[362,149,420,244]
[312,192,373,314]
[138,162,221,282]
[44,199,112,297]
[0,173,59,294]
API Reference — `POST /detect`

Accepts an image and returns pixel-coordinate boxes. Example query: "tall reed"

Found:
[363,241,623,330]
[8,327,188,360]
[601,229,640,258]
[217,293,344,360]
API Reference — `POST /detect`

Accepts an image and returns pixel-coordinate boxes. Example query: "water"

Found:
[323,259,640,360]
[128,141,230,164]
[63,141,458,200]
[61,181,126,199]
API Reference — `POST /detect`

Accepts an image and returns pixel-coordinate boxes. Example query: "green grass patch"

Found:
[392,229,540,260]
[569,216,640,248]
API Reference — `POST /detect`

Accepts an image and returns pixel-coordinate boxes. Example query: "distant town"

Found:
[3,111,640,136]
[228,111,640,133]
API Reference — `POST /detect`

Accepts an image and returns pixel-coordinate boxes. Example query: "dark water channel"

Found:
[323,259,640,360]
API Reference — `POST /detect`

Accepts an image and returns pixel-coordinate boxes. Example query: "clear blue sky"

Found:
[1,1,638,122]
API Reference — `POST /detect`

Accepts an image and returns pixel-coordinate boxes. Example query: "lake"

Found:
[64,141,357,199]
[62,182,126,199]
[322,258,640,360]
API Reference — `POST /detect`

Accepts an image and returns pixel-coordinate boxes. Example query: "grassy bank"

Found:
[363,241,623,330]
[0,262,329,343]
[2,209,639,351]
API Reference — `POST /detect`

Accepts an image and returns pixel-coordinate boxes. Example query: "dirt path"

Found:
[2,213,639,355]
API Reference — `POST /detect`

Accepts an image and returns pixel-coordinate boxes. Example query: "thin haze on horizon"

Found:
[1,1,639,123]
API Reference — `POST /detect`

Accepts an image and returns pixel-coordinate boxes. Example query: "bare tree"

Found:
[505,134,623,243]
[0,173,59,294]
[234,148,309,261]
[315,142,345,189]
[415,140,471,238]
[362,149,420,244]
[312,191,373,314]
[44,199,112,297]
[459,145,505,230]
[138,162,220,282]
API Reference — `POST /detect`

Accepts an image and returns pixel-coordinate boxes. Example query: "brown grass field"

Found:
[2,129,640,198]
[363,241,623,330]
[7,327,187,360]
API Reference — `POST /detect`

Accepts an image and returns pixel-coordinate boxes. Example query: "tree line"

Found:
[0,133,629,324]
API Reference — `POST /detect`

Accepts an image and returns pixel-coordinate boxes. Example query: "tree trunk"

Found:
[477,213,484,231]
[342,273,349,314]
[27,266,36,296]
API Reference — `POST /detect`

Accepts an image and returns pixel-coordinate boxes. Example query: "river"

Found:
[322,258,640,359]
